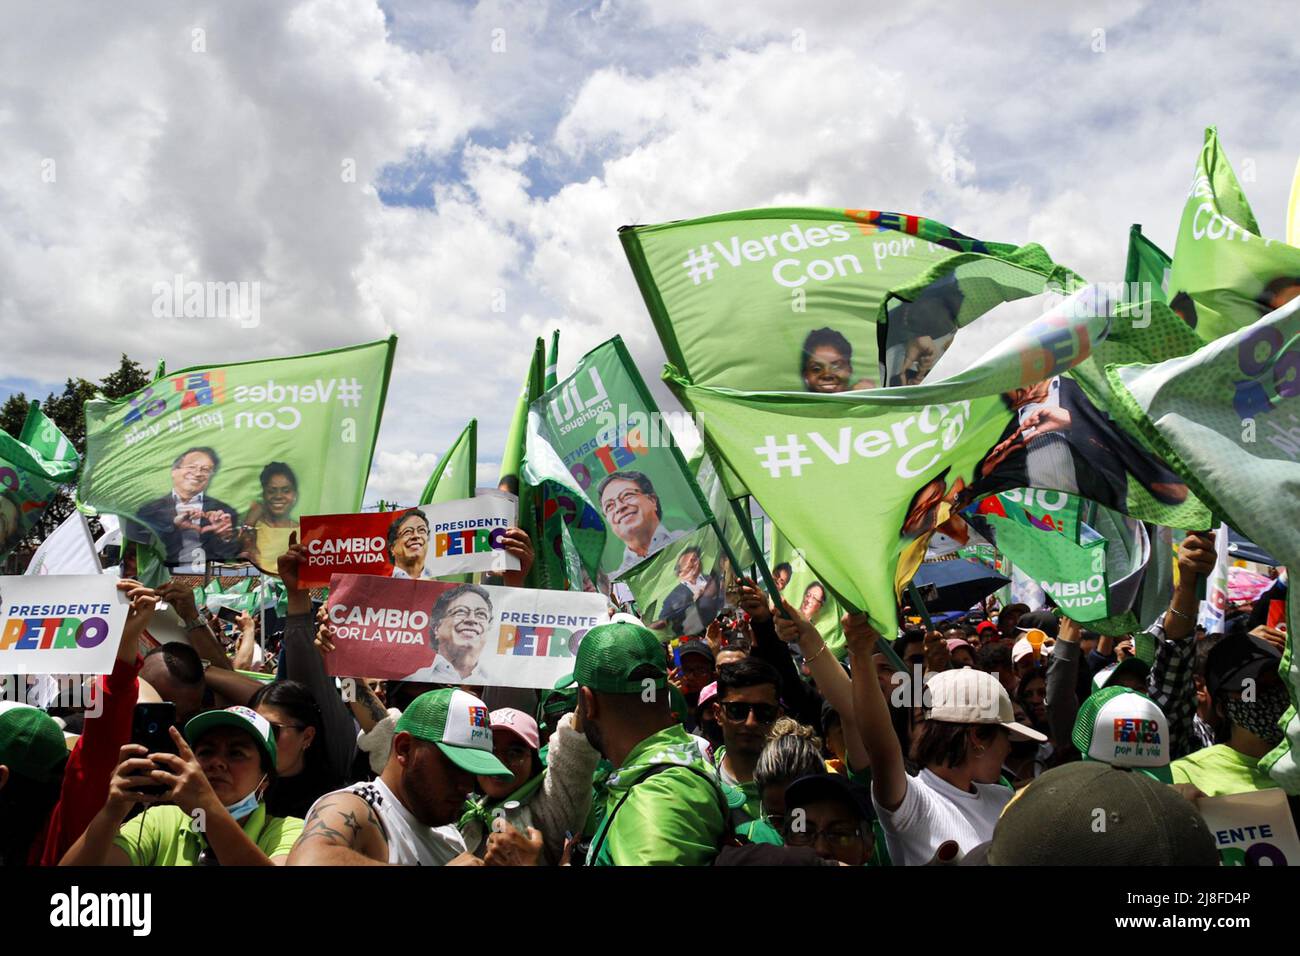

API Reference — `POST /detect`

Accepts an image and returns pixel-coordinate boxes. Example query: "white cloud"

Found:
[3,0,1299,511]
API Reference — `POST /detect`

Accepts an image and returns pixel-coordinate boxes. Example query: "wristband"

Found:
[1167,605,1192,623]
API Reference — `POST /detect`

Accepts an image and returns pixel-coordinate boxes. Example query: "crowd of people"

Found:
[0,524,1290,867]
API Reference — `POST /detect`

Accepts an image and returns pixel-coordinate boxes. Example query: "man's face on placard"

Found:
[600,478,659,545]
[434,590,492,672]
[676,549,702,582]
[800,584,825,621]
[391,514,429,566]
[172,451,216,498]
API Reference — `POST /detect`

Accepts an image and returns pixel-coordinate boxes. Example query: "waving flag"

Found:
[79,338,396,575]
[0,402,80,559]
[1168,128,1300,343]
[420,420,476,506]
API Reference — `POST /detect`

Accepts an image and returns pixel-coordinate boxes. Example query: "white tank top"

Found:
[323,776,467,866]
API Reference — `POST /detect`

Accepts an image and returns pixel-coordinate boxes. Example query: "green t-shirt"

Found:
[1170,744,1278,797]
[588,726,727,866]
[112,803,304,866]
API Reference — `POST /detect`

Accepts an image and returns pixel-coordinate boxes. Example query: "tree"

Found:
[2,354,152,556]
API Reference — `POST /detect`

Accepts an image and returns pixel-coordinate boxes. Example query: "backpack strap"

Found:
[587,762,736,864]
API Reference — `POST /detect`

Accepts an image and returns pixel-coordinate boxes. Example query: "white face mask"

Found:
[224,774,267,820]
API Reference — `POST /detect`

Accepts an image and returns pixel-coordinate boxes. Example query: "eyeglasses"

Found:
[602,490,646,514]
[720,701,779,723]
[178,465,214,477]
[398,526,429,541]
[784,824,864,849]
[447,605,491,624]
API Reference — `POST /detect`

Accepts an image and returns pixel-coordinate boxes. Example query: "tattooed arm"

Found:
[287,792,390,866]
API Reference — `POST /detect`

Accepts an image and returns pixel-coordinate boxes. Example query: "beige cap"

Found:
[924,668,1047,742]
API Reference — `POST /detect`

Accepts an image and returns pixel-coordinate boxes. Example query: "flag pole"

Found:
[728,499,791,620]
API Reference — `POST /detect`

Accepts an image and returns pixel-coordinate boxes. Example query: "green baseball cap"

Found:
[1071,686,1172,784]
[554,621,667,694]
[185,705,278,769]
[395,688,512,778]
[0,701,68,784]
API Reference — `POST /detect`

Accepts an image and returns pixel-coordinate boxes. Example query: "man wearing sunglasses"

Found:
[712,658,784,819]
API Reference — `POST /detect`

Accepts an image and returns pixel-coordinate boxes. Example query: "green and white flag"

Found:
[620,455,752,636]
[0,402,80,558]
[770,523,846,657]
[79,338,396,576]
[674,285,1203,635]
[1108,295,1300,790]
[621,208,1059,498]
[1168,128,1300,343]
[420,420,476,506]
[524,336,712,582]
[1125,224,1172,306]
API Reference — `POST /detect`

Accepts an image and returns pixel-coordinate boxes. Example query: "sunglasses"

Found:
[719,701,779,723]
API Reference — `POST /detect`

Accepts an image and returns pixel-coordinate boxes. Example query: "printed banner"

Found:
[298,492,520,588]
[322,574,610,689]
[0,574,129,674]
[1198,788,1300,866]
[79,338,396,576]
[0,402,80,559]
[674,284,1205,635]
[985,514,1109,622]
[524,336,711,580]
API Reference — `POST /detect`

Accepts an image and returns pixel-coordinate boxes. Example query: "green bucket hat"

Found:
[554,621,667,694]
[395,688,512,778]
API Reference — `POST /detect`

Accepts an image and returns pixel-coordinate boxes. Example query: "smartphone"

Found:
[130,702,177,797]
[216,605,242,625]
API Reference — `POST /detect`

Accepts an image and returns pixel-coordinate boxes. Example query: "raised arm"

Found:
[157,580,233,671]
[278,538,358,780]
[773,600,869,771]
[844,613,908,811]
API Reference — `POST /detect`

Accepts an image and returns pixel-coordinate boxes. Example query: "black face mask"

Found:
[1009,740,1040,759]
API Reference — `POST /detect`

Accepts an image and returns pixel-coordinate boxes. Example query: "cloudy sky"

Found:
[3,0,1297,505]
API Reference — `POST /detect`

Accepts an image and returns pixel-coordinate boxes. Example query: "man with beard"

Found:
[288,688,535,866]
[598,471,686,577]
[556,621,730,865]
[386,508,435,580]
[418,583,496,684]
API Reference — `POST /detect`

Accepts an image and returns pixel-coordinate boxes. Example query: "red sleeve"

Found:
[33,657,139,865]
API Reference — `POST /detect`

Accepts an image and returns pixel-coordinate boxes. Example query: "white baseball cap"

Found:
[924,668,1047,742]
[1011,637,1037,664]
[1072,686,1172,783]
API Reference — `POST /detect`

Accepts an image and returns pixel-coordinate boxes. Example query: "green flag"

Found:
[621,208,1057,498]
[619,454,752,634]
[1125,224,1172,305]
[419,420,476,506]
[770,523,846,657]
[672,283,1205,635]
[499,338,545,495]
[1107,296,1300,790]
[545,329,561,390]
[0,402,80,558]
[1168,128,1300,342]
[524,336,712,582]
[985,514,1109,623]
[79,337,396,575]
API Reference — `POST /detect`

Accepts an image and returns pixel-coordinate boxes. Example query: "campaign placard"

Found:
[0,574,130,674]
[322,574,609,689]
[298,492,520,587]
[1198,788,1300,866]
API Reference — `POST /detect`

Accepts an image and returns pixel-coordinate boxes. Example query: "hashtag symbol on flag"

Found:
[681,245,719,285]
[337,378,362,407]
[755,435,813,478]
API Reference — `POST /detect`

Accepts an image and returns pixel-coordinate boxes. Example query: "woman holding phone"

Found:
[60,706,303,866]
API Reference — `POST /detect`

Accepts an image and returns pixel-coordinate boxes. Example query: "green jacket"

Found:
[587,725,728,866]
